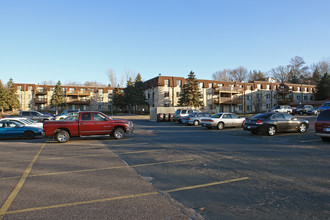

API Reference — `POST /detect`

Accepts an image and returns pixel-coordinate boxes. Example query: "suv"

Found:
[269,105,292,114]
[174,109,199,123]
[314,109,330,141]
[292,105,314,115]
[317,102,330,114]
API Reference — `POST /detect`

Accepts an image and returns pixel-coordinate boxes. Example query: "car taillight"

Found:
[256,119,263,125]
[187,117,190,120]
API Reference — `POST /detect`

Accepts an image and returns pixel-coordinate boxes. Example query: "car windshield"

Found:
[273,106,281,109]
[321,103,330,107]
[252,113,270,119]
[211,114,222,118]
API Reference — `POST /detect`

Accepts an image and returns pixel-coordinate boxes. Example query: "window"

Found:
[297,95,301,100]
[247,95,251,100]
[209,83,212,88]
[266,104,271,109]
[99,89,103,93]
[274,94,277,99]
[230,114,239,119]
[257,84,261,89]
[247,105,251,111]
[164,80,169,86]
[239,105,243,110]
[176,92,180,97]
[164,92,169,97]
[272,113,285,120]
[304,95,308,101]
[199,82,204,88]
[81,113,91,121]
[266,94,270,99]
[177,80,182,87]
[247,86,252,90]
[93,113,107,121]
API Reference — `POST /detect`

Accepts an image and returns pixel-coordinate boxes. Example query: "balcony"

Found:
[35,90,47,95]
[66,98,91,105]
[213,87,243,94]
[66,91,91,96]
[34,98,47,104]
[277,88,293,94]
[213,97,242,104]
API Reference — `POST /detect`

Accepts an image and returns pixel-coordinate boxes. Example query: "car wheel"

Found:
[251,130,258,135]
[267,125,276,136]
[113,127,125,139]
[55,130,70,143]
[217,122,224,130]
[298,123,307,133]
[23,131,34,139]
[193,120,199,126]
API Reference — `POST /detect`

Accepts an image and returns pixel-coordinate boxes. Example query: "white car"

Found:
[0,118,43,128]
[269,105,293,114]
[201,113,245,130]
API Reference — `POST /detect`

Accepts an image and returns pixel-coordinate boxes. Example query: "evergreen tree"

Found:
[50,81,65,114]
[178,71,203,108]
[133,74,147,106]
[0,80,8,114]
[315,72,330,100]
[124,78,135,113]
[311,67,321,85]
[5,78,20,111]
[113,88,125,111]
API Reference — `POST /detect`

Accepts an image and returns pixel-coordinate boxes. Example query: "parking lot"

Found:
[0,115,329,219]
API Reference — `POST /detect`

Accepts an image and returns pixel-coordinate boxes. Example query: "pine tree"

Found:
[50,81,65,114]
[0,80,8,114]
[315,72,330,100]
[133,74,147,107]
[113,88,125,111]
[124,78,135,113]
[6,78,20,111]
[178,71,203,108]
[311,67,321,85]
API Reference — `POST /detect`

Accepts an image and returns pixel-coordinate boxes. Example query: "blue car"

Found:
[0,120,44,139]
[318,102,330,114]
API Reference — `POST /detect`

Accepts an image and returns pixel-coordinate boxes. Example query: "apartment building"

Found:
[144,76,316,113]
[14,83,118,112]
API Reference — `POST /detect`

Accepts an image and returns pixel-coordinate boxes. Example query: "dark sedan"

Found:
[243,112,309,136]
[0,120,44,139]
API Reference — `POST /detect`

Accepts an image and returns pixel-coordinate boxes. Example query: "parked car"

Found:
[182,112,212,126]
[201,113,245,130]
[3,111,54,122]
[174,109,199,123]
[292,105,314,115]
[55,110,80,120]
[43,111,134,143]
[317,102,330,114]
[269,105,293,114]
[314,109,330,141]
[243,112,309,136]
[305,107,318,115]
[0,120,44,139]
[0,118,43,128]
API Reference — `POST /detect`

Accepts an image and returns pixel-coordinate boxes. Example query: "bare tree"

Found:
[271,65,289,83]
[124,69,137,83]
[310,58,330,75]
[231,66,248,82]
[212,69,232,81]
[84,81,106,87]
[107,68,117,87]
[287,56,309,83]
[40,80,56,85]
[248,70,267,82]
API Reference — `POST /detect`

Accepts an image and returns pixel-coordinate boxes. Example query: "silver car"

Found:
[182,112,212,126]
[201,113,245,130]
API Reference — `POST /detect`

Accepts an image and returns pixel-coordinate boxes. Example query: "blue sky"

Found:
[1,0,329,85]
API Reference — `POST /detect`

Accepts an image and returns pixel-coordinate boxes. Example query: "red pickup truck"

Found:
[43,111,134,143]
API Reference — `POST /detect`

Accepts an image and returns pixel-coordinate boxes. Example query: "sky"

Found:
[1,0,330,85]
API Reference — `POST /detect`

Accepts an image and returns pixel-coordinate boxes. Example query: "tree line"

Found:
[0,78,20,114]
[212,56,330,85]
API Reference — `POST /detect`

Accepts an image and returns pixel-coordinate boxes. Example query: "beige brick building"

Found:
[14,83,119,112]
[143,76,316,113]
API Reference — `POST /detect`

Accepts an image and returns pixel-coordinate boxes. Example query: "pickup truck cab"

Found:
[43,111,134,143]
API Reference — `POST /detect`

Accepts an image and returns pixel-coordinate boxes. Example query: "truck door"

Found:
[79,113,94,135]
[92,113,113,135]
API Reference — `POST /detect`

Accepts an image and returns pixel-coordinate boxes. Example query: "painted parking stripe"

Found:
[4,177,249,215]
[1,159,193,180]
[0,142,46,220]
[0,150,160,165]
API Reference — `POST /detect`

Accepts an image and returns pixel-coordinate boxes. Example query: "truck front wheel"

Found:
[112,128,125,139]
[55,130,70,143]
